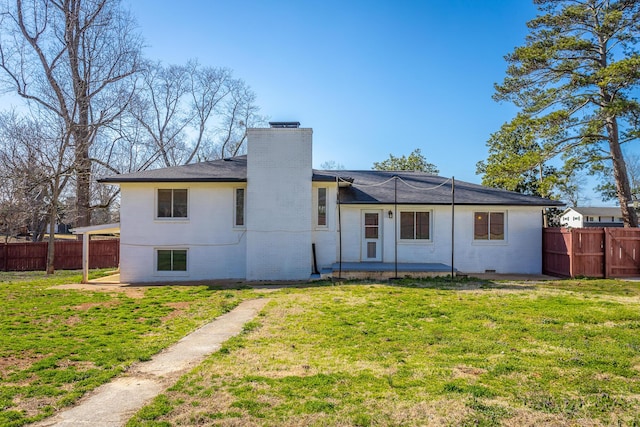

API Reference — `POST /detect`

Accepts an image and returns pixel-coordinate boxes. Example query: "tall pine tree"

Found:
[484,0,640,227]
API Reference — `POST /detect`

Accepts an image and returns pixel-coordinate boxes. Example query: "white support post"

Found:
[82,234,89,284]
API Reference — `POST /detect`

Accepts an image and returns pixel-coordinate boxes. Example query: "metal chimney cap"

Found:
[269,121,300,128]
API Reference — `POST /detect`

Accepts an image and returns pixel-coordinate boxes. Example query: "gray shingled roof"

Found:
[99,155,562,206]
[565,207,623,217]
[315,170,563,206]
[98,156,248,183]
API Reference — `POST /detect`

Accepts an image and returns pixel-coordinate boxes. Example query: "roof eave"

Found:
[338,201,564,206]
[98,178,247,184]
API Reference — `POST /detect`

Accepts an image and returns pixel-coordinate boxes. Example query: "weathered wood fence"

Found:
[543,228,640,278]
[0,239,119,271]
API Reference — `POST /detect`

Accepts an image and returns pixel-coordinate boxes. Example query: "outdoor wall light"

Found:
[388,210,393,219]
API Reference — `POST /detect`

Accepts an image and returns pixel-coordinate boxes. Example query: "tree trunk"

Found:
[72,103,92,230]
[75,137,92,228]
[606,116,638,227]
[46,203,56,275]
[539,163,548,228]
[72,87,91,229]
[67,0,92,229]
[596,30,637,228]
[46,175,62,274]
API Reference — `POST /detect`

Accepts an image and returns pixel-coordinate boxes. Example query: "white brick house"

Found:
[100,122,562,282]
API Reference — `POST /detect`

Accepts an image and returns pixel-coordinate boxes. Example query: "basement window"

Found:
[156,249,187,271]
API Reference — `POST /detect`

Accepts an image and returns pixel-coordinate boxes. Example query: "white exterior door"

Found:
[361,210,382,262]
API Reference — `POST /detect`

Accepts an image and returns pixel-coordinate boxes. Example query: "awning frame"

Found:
[71,223,120,283]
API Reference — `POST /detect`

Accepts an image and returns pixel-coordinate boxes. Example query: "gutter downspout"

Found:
[451,177,455,280]
[337,176,342,280]
[394,175,398,279]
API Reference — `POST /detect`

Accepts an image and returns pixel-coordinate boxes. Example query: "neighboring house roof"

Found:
[563,207,623,217]
[99,155,563,207]
[583,222,623,228]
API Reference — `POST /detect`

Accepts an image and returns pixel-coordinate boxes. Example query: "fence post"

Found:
[542,227,547,274]
[2,243,7,272]
[569,229,574,278]
[82,235,89,284]
[603,228,609,279]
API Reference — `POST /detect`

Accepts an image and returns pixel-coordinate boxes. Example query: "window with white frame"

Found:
[157,189,188,218]
[156,249,187,271]
[400,211,430,240]
[234,188,245,227]
[317,187,327,227]
[474,212,505,241]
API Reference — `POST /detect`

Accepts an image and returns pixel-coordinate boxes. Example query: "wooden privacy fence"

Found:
[543,228,640,278]
[0,239,119,271]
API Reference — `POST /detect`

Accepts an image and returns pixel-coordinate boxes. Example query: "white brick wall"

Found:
[337,204,544,274]
[118,182,247,282]
[312,183,338,271]
[453,206,543,274]
[245,128,313,280]
[116,125,545,281]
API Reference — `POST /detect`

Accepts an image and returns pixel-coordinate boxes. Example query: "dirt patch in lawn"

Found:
[453,365,487,378]
[72,300,119,310]
[54,283,147,298]
[162,301,191,321]
[14,395,57,419]
[64,315,82,326]
[0,352,47,373]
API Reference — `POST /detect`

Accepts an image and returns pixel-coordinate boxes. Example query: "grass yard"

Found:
[0,270,255,427]
[127,278,640,427]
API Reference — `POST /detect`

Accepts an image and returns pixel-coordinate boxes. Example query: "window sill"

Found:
[154,218,190,223]
[154,271,189,277]
[472,240,508,246]
[398,239,433,245]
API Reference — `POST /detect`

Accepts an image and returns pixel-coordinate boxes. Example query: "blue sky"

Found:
[127,0,538,184]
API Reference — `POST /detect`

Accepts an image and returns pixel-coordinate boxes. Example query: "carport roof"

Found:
[71,223,120,235]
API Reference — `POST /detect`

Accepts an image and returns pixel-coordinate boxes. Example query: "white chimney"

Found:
[245,123,313,280]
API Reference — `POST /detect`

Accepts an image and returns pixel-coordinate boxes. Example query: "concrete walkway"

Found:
[33,299,269,427]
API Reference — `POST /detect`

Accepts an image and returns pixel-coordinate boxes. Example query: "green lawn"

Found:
[128,278,640,427]
[0,270,255,427]
[2,273,640,427]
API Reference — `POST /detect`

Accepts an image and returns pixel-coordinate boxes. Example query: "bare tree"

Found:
[0,0,142,227]
[0,112,51,242]
[320,160,345,170]
[125,60,264,169]
[0,175,29,243]
[625,153,640,204]
[0,110,74,272]
[557,171,590,208]
[213,79,262,160]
